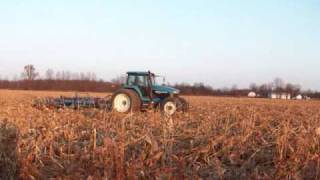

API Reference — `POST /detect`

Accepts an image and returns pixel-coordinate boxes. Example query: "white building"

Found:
[269,93,278,99]
[281,93,291,100]
[248,91,257,98]
[295,94,303,100]
[269,92,291,100]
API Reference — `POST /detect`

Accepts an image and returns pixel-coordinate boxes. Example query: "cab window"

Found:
[127,75,148,87]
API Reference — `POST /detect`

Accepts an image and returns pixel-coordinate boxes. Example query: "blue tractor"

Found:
[111,71,189,115]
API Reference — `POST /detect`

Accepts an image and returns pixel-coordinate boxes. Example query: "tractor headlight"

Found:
[173,90,180,94]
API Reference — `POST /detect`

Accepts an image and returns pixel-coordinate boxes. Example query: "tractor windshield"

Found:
[127,75,148,87]
[151,75,164,86]
[127,73,164,86]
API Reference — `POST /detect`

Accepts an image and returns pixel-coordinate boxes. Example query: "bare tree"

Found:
[62,71,71,80]
[56,71,61,80]
[45,69,54,80]
[80,72,86,80]
[21,65,39,80]
[111,74,127,84]
[273,78,285,92]
[88,72,97,81]
[249,83,258,92]
[71,72,80,80]
[285,83,301,96]
[258,83,272,97]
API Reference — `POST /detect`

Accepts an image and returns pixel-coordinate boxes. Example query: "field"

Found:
[1,90,320,179]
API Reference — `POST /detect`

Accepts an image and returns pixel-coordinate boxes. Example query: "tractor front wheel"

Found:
[112,89,141,113]
[161,97,179,115]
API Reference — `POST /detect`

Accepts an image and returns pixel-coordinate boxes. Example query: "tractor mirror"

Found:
[162,77,166,86]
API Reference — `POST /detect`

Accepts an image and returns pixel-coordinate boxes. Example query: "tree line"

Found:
[174,78,320,99]
[1,65,320,98]
[0,65,118,92]
[249,78,301,97]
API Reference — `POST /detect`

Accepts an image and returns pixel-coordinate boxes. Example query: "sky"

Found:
[0,0,319,89]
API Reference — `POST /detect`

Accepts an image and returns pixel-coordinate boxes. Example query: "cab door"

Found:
[127,75,150,101]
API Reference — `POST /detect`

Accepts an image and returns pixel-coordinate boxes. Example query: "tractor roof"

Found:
[127,71,155,76]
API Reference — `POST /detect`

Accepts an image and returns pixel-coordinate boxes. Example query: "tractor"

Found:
[33,71,189,115]
[111,71,189,115]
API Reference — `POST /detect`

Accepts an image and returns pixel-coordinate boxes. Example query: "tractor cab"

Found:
[125,71,153,101]
[112,71,188,115]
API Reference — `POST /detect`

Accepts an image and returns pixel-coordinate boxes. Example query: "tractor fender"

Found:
[122,86,144,99]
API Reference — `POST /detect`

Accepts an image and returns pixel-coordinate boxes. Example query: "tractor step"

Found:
[142,102,154,109]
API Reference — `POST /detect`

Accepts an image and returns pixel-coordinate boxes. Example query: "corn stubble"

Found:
[0,90,320,179]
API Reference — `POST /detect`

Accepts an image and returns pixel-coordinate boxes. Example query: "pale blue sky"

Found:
[0,0,319,89]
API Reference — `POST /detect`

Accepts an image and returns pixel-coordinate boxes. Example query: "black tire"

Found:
[112,89,141,113]
[177,97,189,112]
[160,97,179,115]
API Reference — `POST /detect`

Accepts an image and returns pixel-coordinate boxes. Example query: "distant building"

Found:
[281,93,291,100]
[269,92,291,100]
[269,93,278,99]
[248,91,256,98]
[305,96,311,100]
[292,95,312,100]
[295,94,303,100]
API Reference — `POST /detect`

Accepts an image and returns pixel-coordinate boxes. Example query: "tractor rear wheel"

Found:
[112,89,141,113]
[161,97,179,115]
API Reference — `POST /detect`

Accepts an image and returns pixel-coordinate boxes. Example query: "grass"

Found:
[0,90,320,179]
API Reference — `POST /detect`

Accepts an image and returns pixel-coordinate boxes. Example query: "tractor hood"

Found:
[152,85,180,94]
